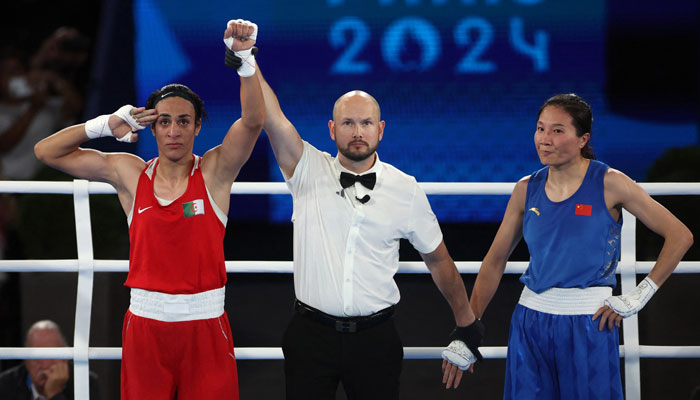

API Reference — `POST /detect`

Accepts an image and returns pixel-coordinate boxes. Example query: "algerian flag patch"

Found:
[182,199,205,217]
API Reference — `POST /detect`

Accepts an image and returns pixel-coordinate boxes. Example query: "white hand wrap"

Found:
[604,276,658,318]
[115,132,134,143]
[113,105,147,132]
[441,340,477,371]
[223,19,258,77]
[84,114,112,139]
[84,105,146,142]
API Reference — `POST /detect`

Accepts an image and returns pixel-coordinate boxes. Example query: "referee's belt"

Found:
[294,300,394,333]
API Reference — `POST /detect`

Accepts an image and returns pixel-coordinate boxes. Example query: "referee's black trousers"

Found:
[282,311,403,400]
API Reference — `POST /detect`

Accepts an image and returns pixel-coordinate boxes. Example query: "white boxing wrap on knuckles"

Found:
[223,19,258,77]
[441,340,478,371]
[115,132,134,143]
[604,276,659,318]
[113,105,147,132]
[441,319,484,370]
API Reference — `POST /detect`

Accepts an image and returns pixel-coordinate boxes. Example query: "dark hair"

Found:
[145,83,207,123]
[538,93,595,159]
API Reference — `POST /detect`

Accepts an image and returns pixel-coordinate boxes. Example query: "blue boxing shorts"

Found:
[504,286,623,400]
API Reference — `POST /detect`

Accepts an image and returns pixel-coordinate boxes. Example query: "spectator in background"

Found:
[29,27,90,96]
[0,27,89,377]
[0,320,100,399]
[0,27,86,181]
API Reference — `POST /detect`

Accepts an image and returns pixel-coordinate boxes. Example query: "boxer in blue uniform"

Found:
[470,94,693,399]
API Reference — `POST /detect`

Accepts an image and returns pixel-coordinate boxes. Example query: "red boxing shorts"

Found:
[121,309,238,399]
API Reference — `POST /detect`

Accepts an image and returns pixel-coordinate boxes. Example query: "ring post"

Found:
[621,209,640,400]
[72,179,95,399]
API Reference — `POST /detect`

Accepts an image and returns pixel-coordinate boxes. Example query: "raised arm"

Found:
[33,105,152,213]
[470,177,527,318]
[257,68,303,179]
[202,19,265,206]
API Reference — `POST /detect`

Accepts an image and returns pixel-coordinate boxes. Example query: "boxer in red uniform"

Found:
[34,19,264,399]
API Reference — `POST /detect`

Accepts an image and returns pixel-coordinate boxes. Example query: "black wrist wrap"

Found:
[448,319,485,362]
[225,46,258,71]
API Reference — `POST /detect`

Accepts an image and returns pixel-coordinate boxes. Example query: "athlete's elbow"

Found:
[681,228,694,252]
[34,139,61,167]
[242,109,265,133]
[34,140,49,163]
[670,225,695,255]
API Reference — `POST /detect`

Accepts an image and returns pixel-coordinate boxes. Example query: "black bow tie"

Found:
[339,172,376,190]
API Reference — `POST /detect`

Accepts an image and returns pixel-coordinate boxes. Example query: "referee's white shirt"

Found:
[285,141,443,317]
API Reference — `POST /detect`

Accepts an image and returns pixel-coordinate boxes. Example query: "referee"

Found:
[245,50,485,399]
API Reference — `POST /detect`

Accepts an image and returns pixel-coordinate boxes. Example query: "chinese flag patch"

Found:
[575,204,592,216]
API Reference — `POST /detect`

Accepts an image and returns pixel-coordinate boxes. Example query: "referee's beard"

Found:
[337,140,378,162]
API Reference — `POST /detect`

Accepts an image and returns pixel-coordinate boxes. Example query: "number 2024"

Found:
[329,16,548,74]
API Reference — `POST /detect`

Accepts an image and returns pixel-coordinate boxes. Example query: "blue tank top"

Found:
[520,160,621,293]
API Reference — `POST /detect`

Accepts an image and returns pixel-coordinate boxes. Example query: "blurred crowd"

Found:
[0,27,92,380]
[0,26,89,181]
[0,26,90,256]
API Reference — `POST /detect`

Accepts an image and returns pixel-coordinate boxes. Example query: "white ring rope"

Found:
[5,345,700,361]
[1,180,699,400]
[3,260,700,274]
[2,180,700,195]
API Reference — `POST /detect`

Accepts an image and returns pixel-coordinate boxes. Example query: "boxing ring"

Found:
[0,179,698,399]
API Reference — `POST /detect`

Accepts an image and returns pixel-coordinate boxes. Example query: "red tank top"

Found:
[124,155,227,294]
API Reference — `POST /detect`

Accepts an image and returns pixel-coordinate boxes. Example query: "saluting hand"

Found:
[107,105,158,143]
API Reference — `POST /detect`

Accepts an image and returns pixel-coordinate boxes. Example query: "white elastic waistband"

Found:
[518,285,612,315]
[129,287,225,322]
